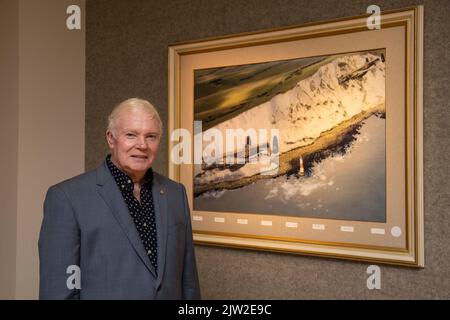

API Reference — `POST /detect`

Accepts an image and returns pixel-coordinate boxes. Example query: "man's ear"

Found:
[106,130,114,149]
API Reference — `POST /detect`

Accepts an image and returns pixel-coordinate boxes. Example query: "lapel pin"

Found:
[160,189,165,195]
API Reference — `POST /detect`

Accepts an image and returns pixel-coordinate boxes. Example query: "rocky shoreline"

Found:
[194,104,385,197]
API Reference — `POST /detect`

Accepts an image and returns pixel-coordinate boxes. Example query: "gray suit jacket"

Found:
[38,161,201,299]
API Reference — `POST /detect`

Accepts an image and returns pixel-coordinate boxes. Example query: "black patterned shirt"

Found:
[106,155,158,274]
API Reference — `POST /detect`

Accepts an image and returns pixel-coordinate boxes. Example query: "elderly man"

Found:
[39,98,200,299]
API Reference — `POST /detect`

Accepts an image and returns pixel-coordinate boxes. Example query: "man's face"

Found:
[107,110,160,180]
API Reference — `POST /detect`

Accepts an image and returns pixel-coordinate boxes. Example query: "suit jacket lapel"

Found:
[152,173,168,288]
[96,162,157,278]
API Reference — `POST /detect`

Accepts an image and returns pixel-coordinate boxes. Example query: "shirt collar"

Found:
[106,155,153,192]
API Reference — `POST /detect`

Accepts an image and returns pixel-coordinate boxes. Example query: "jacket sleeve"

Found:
[180,185,201,299]
[38,185,81,300]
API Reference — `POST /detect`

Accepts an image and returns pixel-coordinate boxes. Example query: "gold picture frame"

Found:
[168,6,424,267]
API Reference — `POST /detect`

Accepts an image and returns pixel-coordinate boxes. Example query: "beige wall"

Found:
[0,0,19,300]
[0,0,85,299]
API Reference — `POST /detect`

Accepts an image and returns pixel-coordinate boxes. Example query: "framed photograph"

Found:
[168,6,424,267]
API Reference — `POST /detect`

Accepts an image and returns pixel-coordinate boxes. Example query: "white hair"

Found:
[107,98,163,137]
